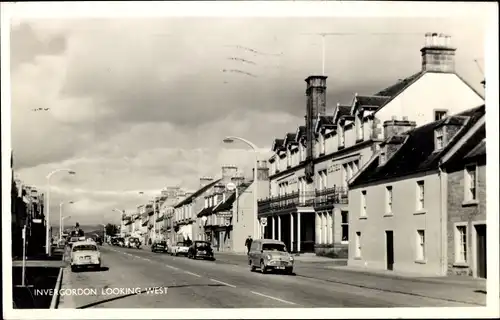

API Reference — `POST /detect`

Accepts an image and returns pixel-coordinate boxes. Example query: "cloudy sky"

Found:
[9,12,487,226]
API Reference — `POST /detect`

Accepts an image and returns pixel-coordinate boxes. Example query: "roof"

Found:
[295,126,306,142]
[174,178,221,208]
[72,241,98,247]
[213,183,252,212]
[375,72,424,98]
[465,139,486,159]
[272,138,285,152]
[350,104,485,187]
[355,95,391,108]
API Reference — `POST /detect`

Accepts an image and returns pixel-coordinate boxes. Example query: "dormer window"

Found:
[319,135,326,155]
[435,127,444,150]
[434,110,448,121]
[356,113,364,141]
[339,125,345,147]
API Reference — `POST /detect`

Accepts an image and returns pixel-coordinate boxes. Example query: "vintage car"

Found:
[248,239,294,274]
[187,241,215,260]
[151,240,167,253]
[170,241,190,256]
[127,237,141,249]
[70,241,101,272]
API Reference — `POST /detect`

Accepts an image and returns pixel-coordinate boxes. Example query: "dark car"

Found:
[151,240,167,253]
[187,241,215,260]
[111,237,124,246]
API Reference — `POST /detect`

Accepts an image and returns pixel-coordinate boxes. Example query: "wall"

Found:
[376,73,484,134]
[447,163,486,276]
[232,182,257,253]
[348,171,444,276]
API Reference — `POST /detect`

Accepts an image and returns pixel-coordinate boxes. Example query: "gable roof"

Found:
[272,138,285,152]
[350,104,485,187]
[295,126,306,142]
[174,178,221,208]
[283,133,297,147]
[315,115,335,133]
[333,104,351,123]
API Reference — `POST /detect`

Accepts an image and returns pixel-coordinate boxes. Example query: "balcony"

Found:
[258,187,348,216]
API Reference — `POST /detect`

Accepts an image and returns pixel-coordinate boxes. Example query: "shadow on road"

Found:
[77,284,226,309]
[71,266,110,273]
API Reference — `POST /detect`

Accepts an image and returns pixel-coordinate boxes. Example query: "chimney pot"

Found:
[391,116,397,120]
[402,116,408,121]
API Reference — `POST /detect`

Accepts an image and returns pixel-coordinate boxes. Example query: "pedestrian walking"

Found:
[245,235,253,255]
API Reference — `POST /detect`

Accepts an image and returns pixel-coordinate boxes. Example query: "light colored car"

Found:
[248,239,294,274]
[70,241,101,272]
[171,241,189,256]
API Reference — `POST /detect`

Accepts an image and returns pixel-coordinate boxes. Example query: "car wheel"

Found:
[286,268,293,275]
[71,265,77,272]
[250,260,256,272]
[260,261,267,274]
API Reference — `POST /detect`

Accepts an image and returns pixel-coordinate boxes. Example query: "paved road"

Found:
[58,245,483,308]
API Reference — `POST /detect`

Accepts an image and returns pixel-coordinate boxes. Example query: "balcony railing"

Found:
[258,187,348,215]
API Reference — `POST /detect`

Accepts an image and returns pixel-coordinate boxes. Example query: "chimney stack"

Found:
[199,176,214,188]
[252,160,270,181]
[383,117,417,139]
[421,32,456,73]
[230,174,245,187]
[221,164,238,184]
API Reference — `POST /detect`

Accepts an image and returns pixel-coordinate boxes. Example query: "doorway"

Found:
[475,224,487,278]
[386,230,394,271]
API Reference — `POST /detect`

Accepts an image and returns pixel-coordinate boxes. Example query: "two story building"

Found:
[348,105,485,276]
[258,32,484,257]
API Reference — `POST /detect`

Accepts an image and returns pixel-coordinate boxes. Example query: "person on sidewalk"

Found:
[245,235,253,255]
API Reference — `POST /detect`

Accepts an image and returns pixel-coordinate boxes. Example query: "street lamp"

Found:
[59,201,74,241]
[61,215,71,235]
[223,136,261,239]
[112,208,125,237]
[101,223,106,243]
[45,168,76,256]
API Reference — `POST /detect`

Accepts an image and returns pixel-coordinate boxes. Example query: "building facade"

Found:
[441,119,486,278]
[348,105,485,276]
[258,32,484,256]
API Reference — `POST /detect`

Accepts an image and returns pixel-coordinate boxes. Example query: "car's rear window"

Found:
[73,245,98,252]
[195,242,210,248]
[158,241,166,245]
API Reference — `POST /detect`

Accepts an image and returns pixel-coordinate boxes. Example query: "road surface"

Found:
[58,245,485,308]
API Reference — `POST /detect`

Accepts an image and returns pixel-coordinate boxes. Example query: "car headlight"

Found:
[266,254,272,260]
[289,256,294,261]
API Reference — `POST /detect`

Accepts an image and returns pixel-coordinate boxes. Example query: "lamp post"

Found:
[112,208,125,237]
[101,224,106,243]
[59,201,74,241]
[223,136,261,239]
[61,215,71,235]
[45,168,76,256]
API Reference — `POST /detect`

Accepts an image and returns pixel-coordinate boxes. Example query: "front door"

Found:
[476,224,487,278]
[386,230,394,271]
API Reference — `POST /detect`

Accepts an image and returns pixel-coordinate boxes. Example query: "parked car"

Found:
[128,237,141,249]
[70,241,101,272]
[171,241,189,256]
[151,240,167,253]
[248,239,294,274]
[187,241,215,260]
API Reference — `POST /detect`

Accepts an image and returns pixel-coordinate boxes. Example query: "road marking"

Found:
[250,291,296,305]
[184,271,202,278]
[165,265,180,271]
[210,279,236,288]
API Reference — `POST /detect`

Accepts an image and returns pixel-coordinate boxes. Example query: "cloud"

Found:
[10,16,486,224]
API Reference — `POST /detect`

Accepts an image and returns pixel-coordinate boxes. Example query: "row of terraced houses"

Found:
[120,32,487,279]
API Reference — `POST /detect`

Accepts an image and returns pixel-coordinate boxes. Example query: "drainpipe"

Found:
[438,166,448,276]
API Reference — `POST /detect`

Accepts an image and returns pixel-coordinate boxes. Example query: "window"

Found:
[386,186,393,214]
[465,165,477,201]
[455,225,467,263]
[416,180,425,210]
[434,110,448,121]
[355,232,361,257]
[435,127,444,150]
[341,211,349,242]
[416,230,426,261]
[361,190,367,217]
[319,135,326,154]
